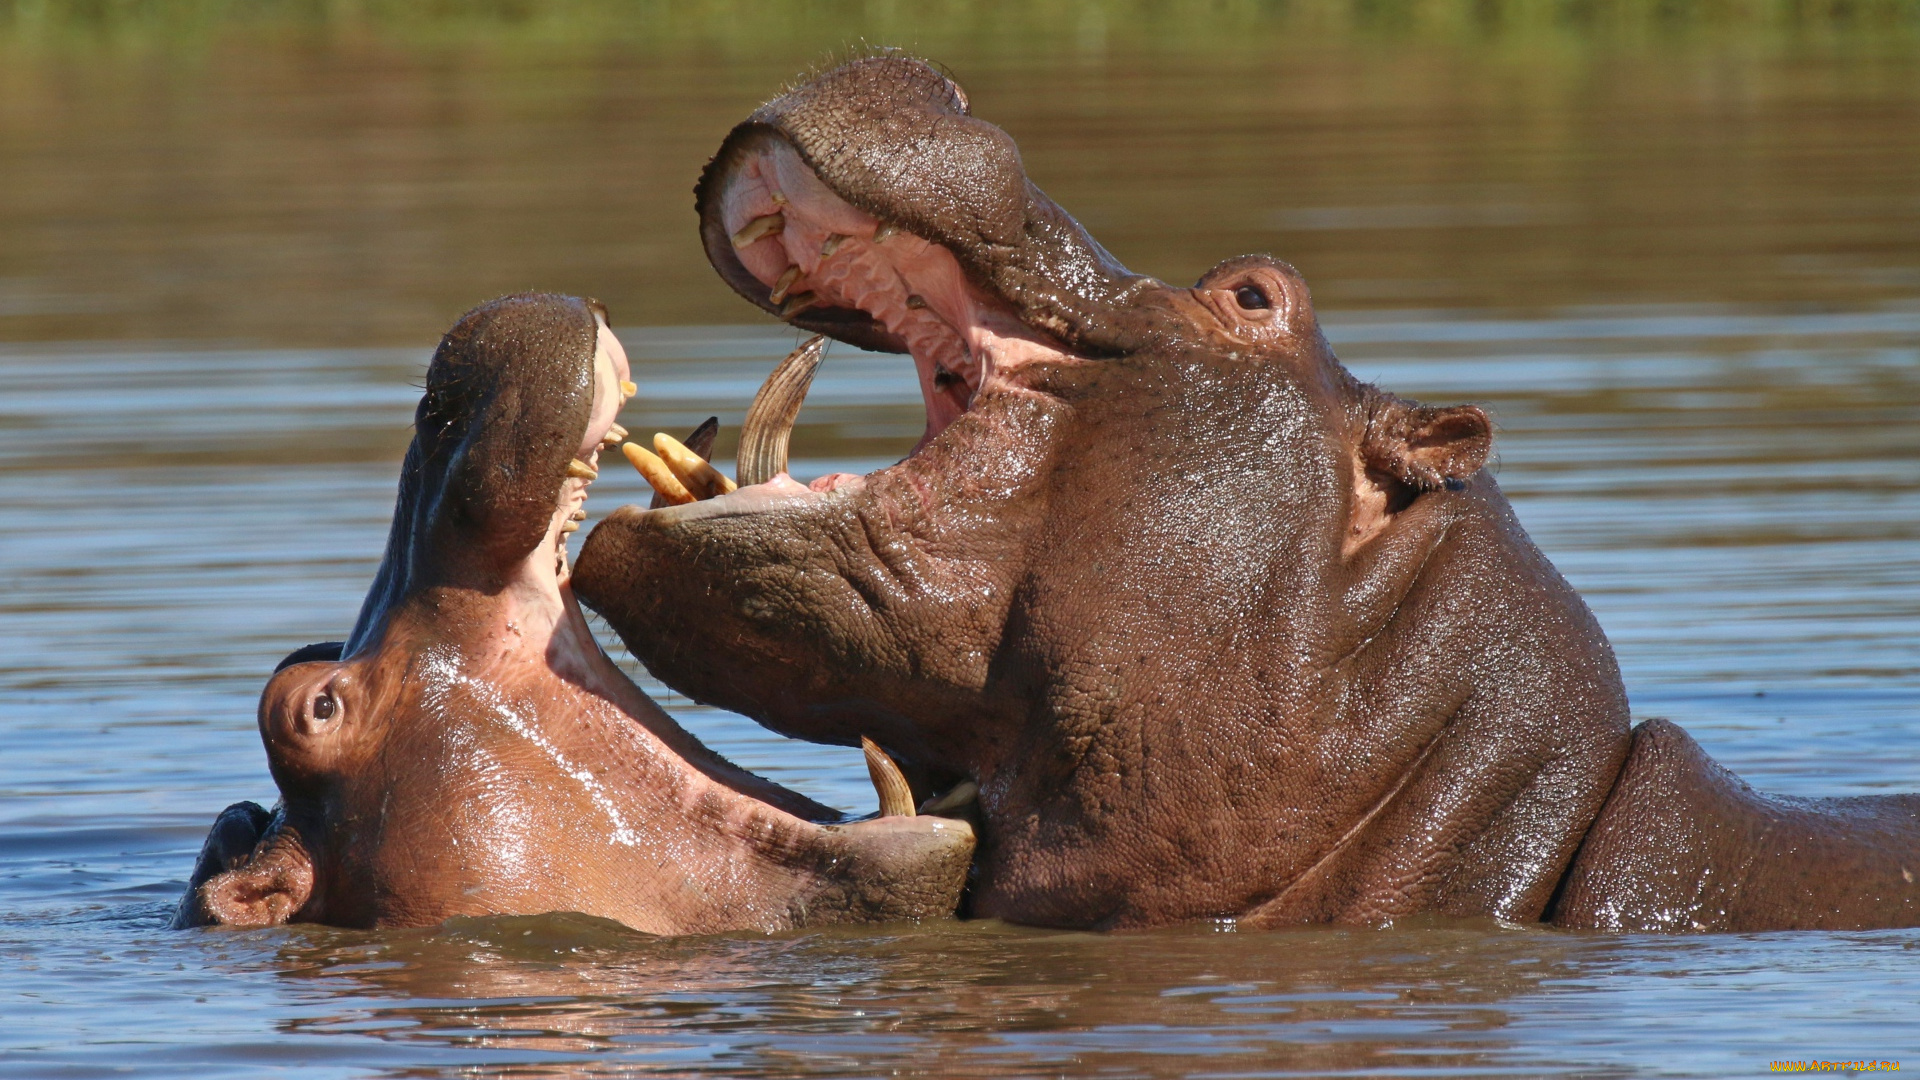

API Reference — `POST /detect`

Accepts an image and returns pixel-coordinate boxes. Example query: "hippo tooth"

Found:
[871,223,897,243]
[560,519,580,534]
[779,291,819,318]
[738,335,827,487]
[862,737,916,819]
[603,422,628,445]
[731,213,785,250]
[821,234,847,258]
[566,459,599,481]
[569,508,587,521]
[622,443,696,505]
[768,265,804,305]
[918,780,979,816]
[619,379,637,400]
[654,432,738,500]
[905,294,927,309]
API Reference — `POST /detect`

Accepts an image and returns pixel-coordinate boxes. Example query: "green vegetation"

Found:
[2,0,1915,56]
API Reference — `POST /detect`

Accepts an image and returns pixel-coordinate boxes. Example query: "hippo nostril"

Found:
[1235,285,1272,311]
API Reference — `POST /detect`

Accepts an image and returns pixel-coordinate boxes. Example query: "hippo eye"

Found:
[313,693,337,721]
[1234,284,1272,311]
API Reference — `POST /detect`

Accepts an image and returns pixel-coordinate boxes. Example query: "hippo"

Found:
[571,56,1920,933]
[172,292,972,934]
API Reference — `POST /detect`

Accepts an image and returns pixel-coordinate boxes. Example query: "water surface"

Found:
[4,307,1917,1076]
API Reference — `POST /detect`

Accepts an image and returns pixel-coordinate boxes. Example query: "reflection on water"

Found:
[2,4,1918,344]
[2,5,1919,1076]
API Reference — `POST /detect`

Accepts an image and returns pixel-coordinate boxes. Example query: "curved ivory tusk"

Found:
[736,335,828,488]
[862,737,916,819]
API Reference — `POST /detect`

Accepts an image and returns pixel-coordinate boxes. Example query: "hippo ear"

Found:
[198,823,316,928]
[1361,396,1492,490]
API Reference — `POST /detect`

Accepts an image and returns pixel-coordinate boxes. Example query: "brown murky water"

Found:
[1,6,1917,1076]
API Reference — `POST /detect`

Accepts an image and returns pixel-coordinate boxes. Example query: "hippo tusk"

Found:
[778,292,819,318]
[862,737,916,818]
[566,459,599,481]
[737,335,828,487]
[654,433,738,500]
[768,265,804,305]
[623,443,696,505]
[731,212,785,249]
[620,380,637,400]
[602,422,629,446]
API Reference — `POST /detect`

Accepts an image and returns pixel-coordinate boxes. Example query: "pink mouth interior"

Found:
[717,141,1072,490]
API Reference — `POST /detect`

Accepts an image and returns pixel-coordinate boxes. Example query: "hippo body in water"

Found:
[173,293,971,934]
[572,56,1920,933]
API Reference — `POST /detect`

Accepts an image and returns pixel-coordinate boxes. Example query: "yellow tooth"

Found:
[821,233,847,257]
[771,191,788,206]
[779,291,818,318]
[569,508,587,521]
[619,379,637,399]
[768,265,803,305]
[731,213,785,249]
[560,519,580,534]
[905,294,927,309]
[622,443,695,505]
[566,459,598,481]
[863,737,916,818]
[602,422,628,445]
[871,223,896,243]
[653,432,738,499]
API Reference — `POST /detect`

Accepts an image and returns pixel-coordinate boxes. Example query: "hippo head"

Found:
[570,58,1632,931]
[175,292,972,934]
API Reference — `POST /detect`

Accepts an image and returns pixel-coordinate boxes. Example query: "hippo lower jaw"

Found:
[175,294,975,936]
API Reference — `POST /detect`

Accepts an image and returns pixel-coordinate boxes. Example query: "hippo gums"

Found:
[173,293,972,933]
[572,56,1920,933]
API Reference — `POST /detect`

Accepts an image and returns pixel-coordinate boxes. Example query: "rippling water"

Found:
[4,6,1920,1076]
[3,307,1916,1075]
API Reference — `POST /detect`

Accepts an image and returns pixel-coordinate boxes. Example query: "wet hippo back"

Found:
[1553,719,1920,931]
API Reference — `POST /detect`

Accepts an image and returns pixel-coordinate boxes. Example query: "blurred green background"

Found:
[3,0,1917,344]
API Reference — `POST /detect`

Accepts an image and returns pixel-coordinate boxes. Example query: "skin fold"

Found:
[172,292,972,934]
[571,56,1920,933]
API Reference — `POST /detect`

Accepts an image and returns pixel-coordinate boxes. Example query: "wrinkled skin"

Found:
[573,56,1920,932]
[173,292,971,934]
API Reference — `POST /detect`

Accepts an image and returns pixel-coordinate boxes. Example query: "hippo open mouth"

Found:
[650,56,1172,506]
[175,292,972,935]
[704,145,1083,493]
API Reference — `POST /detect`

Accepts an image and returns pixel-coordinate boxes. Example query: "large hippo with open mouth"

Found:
[173,292,971,933]
[572,56,1920,933]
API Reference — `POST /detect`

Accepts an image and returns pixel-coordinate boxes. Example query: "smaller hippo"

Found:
[173,293,972,934]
